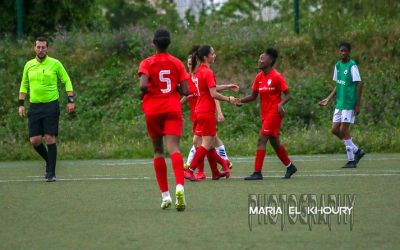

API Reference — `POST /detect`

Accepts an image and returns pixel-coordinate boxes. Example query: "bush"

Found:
[1,13,399,160]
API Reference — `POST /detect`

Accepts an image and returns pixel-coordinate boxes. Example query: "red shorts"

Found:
[194,112,216,136]
[145,112,182,138]
[260,116,282,137]
[190,112,197,135]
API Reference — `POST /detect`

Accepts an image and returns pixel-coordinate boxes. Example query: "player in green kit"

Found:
[319,42,365,168]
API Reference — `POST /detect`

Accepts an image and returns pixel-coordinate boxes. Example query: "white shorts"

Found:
[332,109,355,124]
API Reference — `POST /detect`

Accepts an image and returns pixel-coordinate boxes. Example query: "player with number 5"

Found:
[138,28,190,211]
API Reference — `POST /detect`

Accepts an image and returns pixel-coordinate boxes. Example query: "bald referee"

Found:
[18,37,75,182]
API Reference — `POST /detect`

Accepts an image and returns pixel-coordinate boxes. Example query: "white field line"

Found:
[1,172,400,183]
[1,155,399,169]
[99,156,400,166]
[11,169,400,179]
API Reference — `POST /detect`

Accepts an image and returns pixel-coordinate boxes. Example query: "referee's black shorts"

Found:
[27,100,60,137]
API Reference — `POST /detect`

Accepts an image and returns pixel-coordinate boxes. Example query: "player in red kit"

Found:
[183,45,240,181]
[181,50,237,180]
[239,48,297,180]
[138,28,189,211]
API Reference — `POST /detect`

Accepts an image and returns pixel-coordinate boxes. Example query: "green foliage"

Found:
[1,1,399,160]
[0,0,107,38]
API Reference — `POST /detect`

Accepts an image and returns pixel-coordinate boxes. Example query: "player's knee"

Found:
[331,127,340,137]
[339,128,349,138]
[29,137,42,146]
[44,134,56,144]
[257,137,267,148]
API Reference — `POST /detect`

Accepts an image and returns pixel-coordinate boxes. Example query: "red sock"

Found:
[276,145,291,166]
[210,148,225,166]
[188,146,207,171]
[206,149,220,176]
[197,159,205,173]
[170,152,184,186]
[153,157,168,192]
[254,149,266,172]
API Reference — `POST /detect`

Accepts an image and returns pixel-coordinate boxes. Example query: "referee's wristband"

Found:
[18,99,24,107]
[67,96,75,103]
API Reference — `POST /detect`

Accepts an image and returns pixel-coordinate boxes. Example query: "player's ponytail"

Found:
[189,45,200,73]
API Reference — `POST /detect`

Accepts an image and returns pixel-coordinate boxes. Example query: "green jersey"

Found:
[19,56,73,103]
[333,59,361,110]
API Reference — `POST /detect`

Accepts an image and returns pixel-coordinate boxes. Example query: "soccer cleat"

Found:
[354,148,365,164]
[220,160,231,178]
[244,172,263,180]
[161,198,172,209]
[184,169,197,181]
[184,162,190,170]
[194,172,206,180]
[44,164,50,179]
[282,164,297,179]
[342,161,357,168]
[229,161,233,169]
[211,171,225,180]
[46,174,57,182]
[175,186,186,211]
[44,172,50,179]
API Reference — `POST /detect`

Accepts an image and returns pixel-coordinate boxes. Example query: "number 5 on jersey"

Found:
[159,70,171,93]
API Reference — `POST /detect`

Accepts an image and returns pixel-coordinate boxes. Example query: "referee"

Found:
[18,37,75,182]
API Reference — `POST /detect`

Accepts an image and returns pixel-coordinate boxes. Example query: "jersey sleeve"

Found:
[351,65,362,82]
[177,60,190,82]
[277,74,288,92]
[56,60,73,92]
[19,62,29,94]
[251,74,260,92]
[333,65,338,81]
[206,70,216,88]
[138,59,149,77]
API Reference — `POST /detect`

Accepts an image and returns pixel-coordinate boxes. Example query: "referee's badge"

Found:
[344,70,348,75]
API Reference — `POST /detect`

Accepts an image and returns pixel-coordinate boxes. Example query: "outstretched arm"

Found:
[216,84,239,92]
[209,87,240,105]
[319,86,336,106]
[239,90,258,104]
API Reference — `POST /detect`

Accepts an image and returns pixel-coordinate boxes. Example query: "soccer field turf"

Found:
[1,154,399,250]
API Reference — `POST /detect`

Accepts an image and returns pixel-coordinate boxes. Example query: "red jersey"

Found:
[194,64,216,114]
[138,52,189,115]
[187,76,198,121]
[252,68,288,120]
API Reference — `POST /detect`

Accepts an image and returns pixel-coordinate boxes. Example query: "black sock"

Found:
[34,143,49,173]
[34,143,48,163]
[47,143,57,176]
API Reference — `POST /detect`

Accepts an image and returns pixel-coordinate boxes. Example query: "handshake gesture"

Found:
[227,96,241,105]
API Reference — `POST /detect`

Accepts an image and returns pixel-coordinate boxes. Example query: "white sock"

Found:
[162,191,171,201]
[345,146,355,161]
[176,184,184,192]
[216,145,229,160]
[186,145,196,165]
[344,139,358,153]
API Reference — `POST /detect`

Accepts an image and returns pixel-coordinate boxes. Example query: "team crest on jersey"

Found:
[267,79,272,86]
[344,70,348,75]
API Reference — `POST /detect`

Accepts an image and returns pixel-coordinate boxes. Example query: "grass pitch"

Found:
[1,154,399,249]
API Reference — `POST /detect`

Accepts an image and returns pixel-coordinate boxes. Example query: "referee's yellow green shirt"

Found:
[19,56,73,103]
